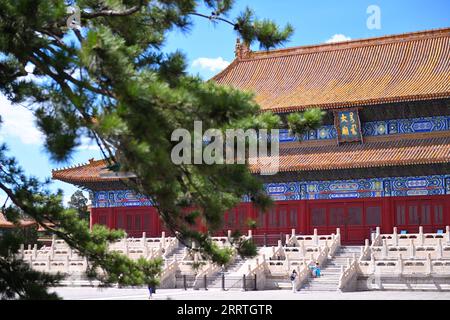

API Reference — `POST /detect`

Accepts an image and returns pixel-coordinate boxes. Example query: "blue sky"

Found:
[0,0,449,205]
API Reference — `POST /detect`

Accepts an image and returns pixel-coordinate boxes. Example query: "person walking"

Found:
[148,284,155,299]
[290,270,298,293]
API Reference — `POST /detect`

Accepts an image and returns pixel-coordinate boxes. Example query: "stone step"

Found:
[321,267,342,271]
[316,268,342,273]
[316,275,341,278]
[301,287,338,291]
[302,283,338,288]
[304,278,338,283]
[278,283,294,290]
[303,283,338,288]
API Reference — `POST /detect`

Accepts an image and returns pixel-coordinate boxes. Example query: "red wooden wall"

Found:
[90,195,450,244]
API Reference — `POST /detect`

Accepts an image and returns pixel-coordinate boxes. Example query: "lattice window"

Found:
[279,209,287,228]
[329,207,345,226]
[348,207,363,225]
[396,205,406,225]
[408,205,419,224]
[311,208,326,226]
[290,208,298,227]
[434,205,443,224]
[420,205,431,224]
[366,207,381,226]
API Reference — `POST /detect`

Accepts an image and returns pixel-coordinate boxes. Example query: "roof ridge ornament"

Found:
[235,38,251,60]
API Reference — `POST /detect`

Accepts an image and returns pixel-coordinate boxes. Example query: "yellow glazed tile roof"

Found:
[214,28,450,112]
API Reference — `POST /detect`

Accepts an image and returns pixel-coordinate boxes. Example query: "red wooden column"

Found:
[299,199,308,235]
[109,207,116,230]
[445,196,448,225]
[381,197,393,234]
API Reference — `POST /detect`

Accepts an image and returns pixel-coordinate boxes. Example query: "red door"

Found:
[395,198,447,233]
[115,207,161,237]
[309,201,373,245]
[346,204,365,244]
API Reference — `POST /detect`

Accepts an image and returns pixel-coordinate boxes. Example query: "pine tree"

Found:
[67,190,89,221]
[0,0,323,298]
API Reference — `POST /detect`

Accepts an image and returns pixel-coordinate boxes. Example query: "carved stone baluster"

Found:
[418,226,424,246]
[436,238,442,259]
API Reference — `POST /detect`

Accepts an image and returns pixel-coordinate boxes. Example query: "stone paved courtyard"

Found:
[51,287,450,300]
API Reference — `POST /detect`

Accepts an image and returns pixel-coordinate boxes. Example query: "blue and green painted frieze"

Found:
[92,174,450,208]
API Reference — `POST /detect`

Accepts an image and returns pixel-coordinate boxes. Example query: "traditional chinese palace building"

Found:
[53,28,450,244]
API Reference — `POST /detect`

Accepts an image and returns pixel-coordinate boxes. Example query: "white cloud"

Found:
[192,57,230,72]
[77,136,100,151]
[0,94,44,145]
[325,34,352,44]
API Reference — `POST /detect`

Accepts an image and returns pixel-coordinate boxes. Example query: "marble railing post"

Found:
[409,239,415,259]
[397,254,403,275]
[19,244,24,259]
[227,230,232,240]
[285,234,290,245]
[336,228,341,245]
[425,253,432,275]
[418,226,424,246]
[292,229,296,237]
[144,242,149,258]
[32,244,37,260]
[370,253,376,274]
[300,240,305,257]
[66,255,70,273]
[393,227,398,246]
[313,229,318,246]
[446,226,450,244]
[161,231,166,248]
[381,239,388,259]
[436,238,443,259]
[47,254,51,272]
[142,232,147,246]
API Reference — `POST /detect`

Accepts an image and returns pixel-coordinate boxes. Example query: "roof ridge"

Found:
[52,158,107,174]
[242,27,450,61]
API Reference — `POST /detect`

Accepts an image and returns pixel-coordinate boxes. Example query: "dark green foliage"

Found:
[0,0,322,298]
